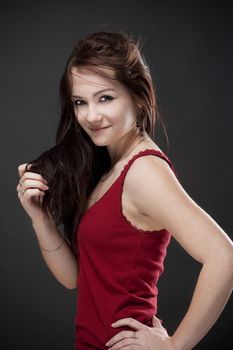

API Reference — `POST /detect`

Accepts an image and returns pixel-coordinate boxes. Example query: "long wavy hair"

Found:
[26,29,168,266]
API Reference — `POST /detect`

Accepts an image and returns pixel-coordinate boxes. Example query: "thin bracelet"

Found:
[39,239,65,252]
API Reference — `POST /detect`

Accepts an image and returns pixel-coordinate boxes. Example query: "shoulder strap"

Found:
[121,149,178,178]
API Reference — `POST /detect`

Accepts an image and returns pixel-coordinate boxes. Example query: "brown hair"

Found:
[26,29,167,265]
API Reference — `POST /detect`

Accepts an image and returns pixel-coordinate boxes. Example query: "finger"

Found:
[19,188,46,200]
[17,178,47,197]
[107,337,138,350]
[152,316,169,336]
[16,183,21,192]
[111,317,146,331]
[16,184,27,196]
[19,172,48,186]
[18,163,32,178]
[152,316,163,328]
[105,330,135,347]
[22,179,49,192]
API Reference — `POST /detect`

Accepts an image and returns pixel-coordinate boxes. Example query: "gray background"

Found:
[1,1,232,349]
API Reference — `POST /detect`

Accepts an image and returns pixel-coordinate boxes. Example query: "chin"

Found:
[89,137,108,145]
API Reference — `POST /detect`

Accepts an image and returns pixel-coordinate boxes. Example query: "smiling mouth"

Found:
[90,126,110,131]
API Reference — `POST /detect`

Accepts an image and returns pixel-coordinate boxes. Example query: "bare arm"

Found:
[127,155,233,350]
[32,217,78,290]
[17,163,78,290]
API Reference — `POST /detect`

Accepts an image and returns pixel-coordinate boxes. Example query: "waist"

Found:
[75,293,158,349]
[75,311,156,349]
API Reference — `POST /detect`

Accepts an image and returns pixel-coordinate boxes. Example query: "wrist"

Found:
[168,336,178,350]
[32,215,56,231]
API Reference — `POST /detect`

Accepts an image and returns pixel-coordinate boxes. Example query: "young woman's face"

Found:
[70,66,138,147]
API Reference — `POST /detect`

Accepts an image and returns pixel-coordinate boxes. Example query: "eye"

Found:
[72,99,85,107]
[71,95,113,107]
[100,95,114,102]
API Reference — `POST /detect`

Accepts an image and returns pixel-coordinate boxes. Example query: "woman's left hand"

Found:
[105,316,175,350]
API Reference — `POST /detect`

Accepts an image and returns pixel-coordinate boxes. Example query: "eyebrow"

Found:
[71,88,117,99]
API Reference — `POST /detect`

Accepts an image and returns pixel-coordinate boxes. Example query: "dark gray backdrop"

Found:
[1,1,232,349]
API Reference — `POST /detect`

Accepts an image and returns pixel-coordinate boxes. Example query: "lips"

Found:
[90,126,110,131]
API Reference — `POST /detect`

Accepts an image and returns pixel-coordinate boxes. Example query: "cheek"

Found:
[74,108,86,125]
[118,99,136,117]
[118,106,136,127]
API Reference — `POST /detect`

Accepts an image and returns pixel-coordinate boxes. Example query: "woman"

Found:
[16,30,233,350]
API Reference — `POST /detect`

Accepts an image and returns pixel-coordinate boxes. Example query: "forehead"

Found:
[70,66,121,93]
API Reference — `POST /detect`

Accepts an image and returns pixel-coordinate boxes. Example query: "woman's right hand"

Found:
[16,163,51,224]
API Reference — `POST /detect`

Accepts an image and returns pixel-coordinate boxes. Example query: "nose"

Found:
[85,103,103,125]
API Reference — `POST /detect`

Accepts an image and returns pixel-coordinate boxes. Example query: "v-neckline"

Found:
[82,148,165,217]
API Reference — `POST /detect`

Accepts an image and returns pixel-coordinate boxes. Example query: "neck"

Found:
[107,129,147,166]
[100,134,148,182]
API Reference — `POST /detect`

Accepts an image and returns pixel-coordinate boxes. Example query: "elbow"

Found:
[222,244,233,269]
[219,251,233,291]
[63,282,77,290]
[213,245,233,277]
[226,252,233,279]
[208,237,233,265]
[60,278,77,290]
[63,273,78,290]
[66,285,77,290]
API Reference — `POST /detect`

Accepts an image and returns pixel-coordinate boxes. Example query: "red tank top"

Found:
[74,149,177,349]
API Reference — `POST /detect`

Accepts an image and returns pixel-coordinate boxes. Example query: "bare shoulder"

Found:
[125,151,233,264]
[125,150,177,201]
[122,150,176,230]
[124,150,178,222]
